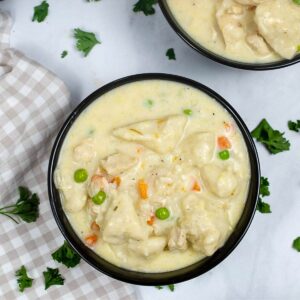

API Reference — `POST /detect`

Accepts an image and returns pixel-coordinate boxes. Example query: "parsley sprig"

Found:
[0,187,40,224]
[52,241,81,268]
[74,28,101,57]
[251,119,290,154]
[43,267,65,290]
[32,1,49,23]
[16,266,33,292]
[257,177,271,214]
[133,0,158,16]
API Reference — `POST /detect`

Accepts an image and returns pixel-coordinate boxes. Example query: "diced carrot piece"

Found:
[192,181,201,192]
[85,234,98,246]
[147,215,155,225]
[91,221,100,231]
[218,136,231,150]
[112,176,121,187]
[224,122,231,131]
[138,179,148,199]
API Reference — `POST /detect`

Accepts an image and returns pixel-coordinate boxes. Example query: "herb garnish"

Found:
[292,237,300,252]
[166,48,176,60]
[155,284,175,291]
[16,266,33,292]
[74,28,101,57]
[288,120,300,132]
[257,177,271,214]
[251,119,290,154]
[133,0,158,16]
[43,267,65,290]
[183,109,192,116]
[32,1,49,23]
[0,187,39,224]
[293,0,300,6]
[61,50,68,58]
[52,241,81,268]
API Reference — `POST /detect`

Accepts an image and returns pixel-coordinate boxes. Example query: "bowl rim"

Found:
[48,73,260,285]
[158,0,300,71]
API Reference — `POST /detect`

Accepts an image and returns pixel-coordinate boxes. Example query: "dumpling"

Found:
[102,193,149,244]
[255,0,300,59]
[180,132,215,167]
[128,237,167,257]
[201,165,238,198]
[112,115,187,154]
[216,0,251,50]
[101,153,138,176]
[246,33,271,56]
[54,168,87,213]
[179,195,222,255]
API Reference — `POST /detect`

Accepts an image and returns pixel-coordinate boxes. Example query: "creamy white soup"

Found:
[167,0,300,63]
[55,80,251,272]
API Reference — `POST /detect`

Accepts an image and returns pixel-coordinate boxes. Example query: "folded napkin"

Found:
[0,12,136,300]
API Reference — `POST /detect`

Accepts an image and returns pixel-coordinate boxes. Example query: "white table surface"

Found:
[1,0,300,299]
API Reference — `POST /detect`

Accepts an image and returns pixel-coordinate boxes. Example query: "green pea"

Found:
[92,191,106,205]
[183,109,192,116]
[74,168,88,183]
[155,207,170,220]
[219,150,230,160]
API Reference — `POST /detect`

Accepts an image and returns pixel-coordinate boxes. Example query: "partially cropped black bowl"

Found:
[48,73,260,285]
[159,0,300,71]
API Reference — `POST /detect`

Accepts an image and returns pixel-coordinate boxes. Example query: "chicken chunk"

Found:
[255,0,300,59]
[216,0,249,50]
[168,227,188,251]
[201,165,238,198]
[113,115,187,154]
[101,153,138,176]
[73,139,96,163]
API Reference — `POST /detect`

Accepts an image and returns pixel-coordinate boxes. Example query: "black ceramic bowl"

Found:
[159,0,300,71]
[48,73,260,285]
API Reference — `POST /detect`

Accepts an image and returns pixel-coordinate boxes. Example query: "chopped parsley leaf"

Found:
[166,48,176,60]
[74,28,101,57]
[168,284,175,292]
[32,1,49,23]
[43,267,64,290]
[293,237,300,252]
[16,266,33,292]
[145,99,154,108]
[61,51,68,58]
[52,241,81,268]
[183,109,192,116]
[251,119,290,154]
[133,0,158,16]
[288,120,300,132]
[155,284,175,291]
[257,176,271,214]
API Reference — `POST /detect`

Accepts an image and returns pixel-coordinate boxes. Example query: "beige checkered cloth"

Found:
[0,12,136,300]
